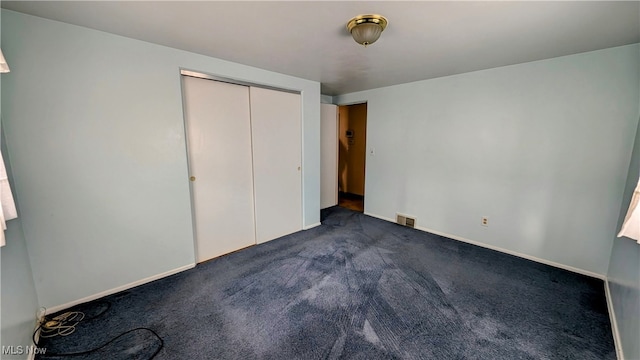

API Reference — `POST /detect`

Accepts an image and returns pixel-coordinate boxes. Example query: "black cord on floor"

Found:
[33,301,163,359]
[35,327,163,358]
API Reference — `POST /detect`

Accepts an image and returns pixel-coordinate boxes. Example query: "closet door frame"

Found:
[181,70,300,95]
[179,69,304,260]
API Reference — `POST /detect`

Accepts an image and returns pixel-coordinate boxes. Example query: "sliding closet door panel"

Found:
[182,76,256,262]
[250,87,302,244]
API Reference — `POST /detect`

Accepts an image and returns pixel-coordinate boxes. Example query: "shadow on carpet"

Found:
[35,207,615,359]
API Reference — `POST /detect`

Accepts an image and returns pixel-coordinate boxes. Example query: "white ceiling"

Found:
[3,1,639,95]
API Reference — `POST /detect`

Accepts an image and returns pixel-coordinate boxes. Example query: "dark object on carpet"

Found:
[36,207,615,359]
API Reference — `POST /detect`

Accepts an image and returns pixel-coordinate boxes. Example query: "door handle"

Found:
[190,176,196,181]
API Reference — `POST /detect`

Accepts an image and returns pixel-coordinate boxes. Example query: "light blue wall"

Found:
[2,9,40,352]
[607,110,640,358]
[335,44,640,276]
[321,94,333,104]
[1,9,320,309]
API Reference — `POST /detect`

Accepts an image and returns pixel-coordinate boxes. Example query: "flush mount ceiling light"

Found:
[346,14,388,47]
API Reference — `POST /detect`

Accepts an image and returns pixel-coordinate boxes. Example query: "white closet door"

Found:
[182,76,256,262]
[320,103,338,209]
[250,87,302,244]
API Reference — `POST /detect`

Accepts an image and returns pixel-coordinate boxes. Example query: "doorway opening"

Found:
[338,103,367,213]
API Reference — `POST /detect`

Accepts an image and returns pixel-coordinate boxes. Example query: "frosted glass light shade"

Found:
[0,49,10,73]
[351,23,384,46]
[346,14,388,47]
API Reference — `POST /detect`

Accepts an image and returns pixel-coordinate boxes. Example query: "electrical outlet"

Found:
[481,216,489,227]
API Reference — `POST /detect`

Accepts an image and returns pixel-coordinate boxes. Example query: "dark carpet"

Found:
[36,207,615,359]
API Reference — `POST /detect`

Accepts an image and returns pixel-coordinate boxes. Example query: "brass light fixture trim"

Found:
[346,14,388,46]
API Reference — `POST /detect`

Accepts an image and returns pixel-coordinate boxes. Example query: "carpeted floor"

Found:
[36,207,615,359]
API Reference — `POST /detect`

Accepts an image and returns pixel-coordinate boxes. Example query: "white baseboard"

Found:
[364,212,605,280]
[605,280,624,360]
[44,264,195,315]
[303,222,322,230]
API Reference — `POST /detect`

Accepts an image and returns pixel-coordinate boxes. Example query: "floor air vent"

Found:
[396,213,416,228]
